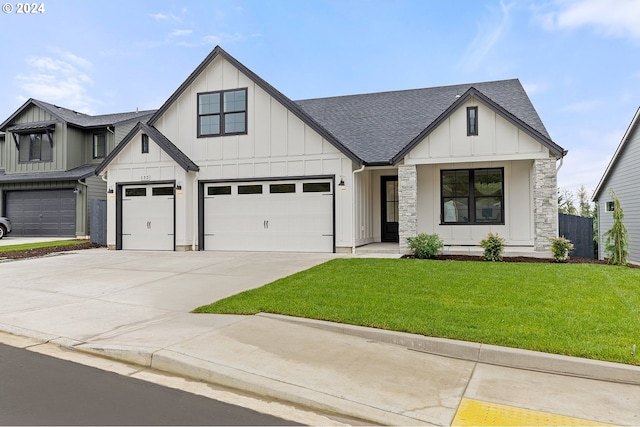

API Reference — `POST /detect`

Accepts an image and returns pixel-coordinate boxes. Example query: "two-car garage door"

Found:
[203,179,334,252]
[5,189,76,237]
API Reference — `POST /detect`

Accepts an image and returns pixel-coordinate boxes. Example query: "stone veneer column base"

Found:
[533,157,558,252]
[398,164,417,253]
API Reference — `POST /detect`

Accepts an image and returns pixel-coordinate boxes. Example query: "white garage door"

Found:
[122,185,174,250]
[204,180,333,252]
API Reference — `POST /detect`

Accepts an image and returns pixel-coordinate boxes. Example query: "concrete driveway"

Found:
[0,236,77,246]
[0,248,336,346]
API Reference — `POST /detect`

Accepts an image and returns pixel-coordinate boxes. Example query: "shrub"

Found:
[550,236,574,263]
[406,233,444,259]
[480,232,505,262]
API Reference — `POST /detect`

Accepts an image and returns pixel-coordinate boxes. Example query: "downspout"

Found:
[351,164,366,254]
[192,171,199,251]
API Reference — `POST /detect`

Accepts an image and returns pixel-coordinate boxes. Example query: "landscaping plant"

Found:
[406,233,444,259]
[550,236,574,262]
[480,232,505,261]
[604,190,629,266]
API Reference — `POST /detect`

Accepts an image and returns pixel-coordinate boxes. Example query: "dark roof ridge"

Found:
[294,78,522,103]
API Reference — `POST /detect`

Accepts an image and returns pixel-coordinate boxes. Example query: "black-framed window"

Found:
[19,133,52,162]
[141,134,149,153]
[606,201,615,212]
[441,168,503,224]
[93,133,106,159]
[198,89,247,137]
[467,106,478,136]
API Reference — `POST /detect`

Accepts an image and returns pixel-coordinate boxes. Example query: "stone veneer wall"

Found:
[398,164,417,252]
[533,156,558,252]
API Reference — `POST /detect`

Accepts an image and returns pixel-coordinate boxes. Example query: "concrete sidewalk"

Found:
[0,249,639,425]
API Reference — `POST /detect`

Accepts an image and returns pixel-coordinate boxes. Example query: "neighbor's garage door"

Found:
[5,189,76,237]
[121,185,174,250]
[204,180,333,252]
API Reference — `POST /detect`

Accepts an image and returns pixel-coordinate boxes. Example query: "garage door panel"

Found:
[204,179,333,253]
[5,190,76,237]
[121,186,174,251]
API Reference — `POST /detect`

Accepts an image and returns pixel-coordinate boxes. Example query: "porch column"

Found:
[398,164,417,253]
[533,156,558,252]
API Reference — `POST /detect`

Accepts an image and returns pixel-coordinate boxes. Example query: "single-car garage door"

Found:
[204,179,333,252]
[121,185,174,251]
[5,189,76,237]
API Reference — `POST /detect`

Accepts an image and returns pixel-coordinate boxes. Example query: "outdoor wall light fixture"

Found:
[73,187,82,194]
[107,187,114,194]
[176,182,182,190]
[338,177,346,189]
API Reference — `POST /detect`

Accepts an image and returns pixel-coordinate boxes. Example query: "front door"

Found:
[381,176,399,242]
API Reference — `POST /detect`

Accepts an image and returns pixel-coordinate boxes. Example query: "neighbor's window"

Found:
[606,201,615,212]
[93,133,106,159]
[141,134,149,153]
[198,89,247,137]
[467,106,478,136]
[441,168,503,224]
[19,133,53,162]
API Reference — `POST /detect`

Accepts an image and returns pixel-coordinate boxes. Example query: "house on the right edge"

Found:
[593,107,640,265]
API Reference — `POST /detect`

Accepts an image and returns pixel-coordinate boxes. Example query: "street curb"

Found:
[257,313,640,386]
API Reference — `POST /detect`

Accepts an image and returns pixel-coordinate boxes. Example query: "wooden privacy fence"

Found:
[558,213,594,259]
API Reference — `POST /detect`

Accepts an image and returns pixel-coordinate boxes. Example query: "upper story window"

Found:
[141,134,149,153]
[198,89,247,137]
[93,133,106,159]
[19,133,52,163]
[467,106,478,136]
[441,168,504,225]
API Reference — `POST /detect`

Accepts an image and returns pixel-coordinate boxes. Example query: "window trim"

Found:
[197,88,248,138]
[606,201,615,212]
[467,106,478,136]
[93,133,106,159]
[440,167,504,225]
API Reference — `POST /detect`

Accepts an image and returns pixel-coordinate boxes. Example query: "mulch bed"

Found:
[0,242,103,260]
[403,253,638,268]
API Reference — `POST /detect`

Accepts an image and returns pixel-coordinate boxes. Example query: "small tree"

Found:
[577,184,593,218]
[549,236,574,263]
[603,191,629,266]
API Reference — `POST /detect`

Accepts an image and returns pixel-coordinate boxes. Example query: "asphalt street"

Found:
[0,343,297,426]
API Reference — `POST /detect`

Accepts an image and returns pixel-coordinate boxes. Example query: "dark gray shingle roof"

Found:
[0,99,156,131]
[295,79,558,164]
[0,164,97,183]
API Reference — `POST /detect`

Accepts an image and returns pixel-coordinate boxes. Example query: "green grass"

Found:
[194,258,640,365]
[0,239,89,253]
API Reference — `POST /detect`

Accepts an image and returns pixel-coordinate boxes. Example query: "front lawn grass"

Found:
[194,258,640,365]
[0,239,89,253]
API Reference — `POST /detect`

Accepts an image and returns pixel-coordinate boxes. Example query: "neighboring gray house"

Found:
[0,99,154,237]
[593,107,640,265]
[96,46,567,255]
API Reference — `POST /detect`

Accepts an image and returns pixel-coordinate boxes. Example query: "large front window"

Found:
[198,89,247,137]
[441,168,504,224]
[19,133,52,162]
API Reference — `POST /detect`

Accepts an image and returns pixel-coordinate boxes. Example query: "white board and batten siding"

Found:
[404,99,545,247]
[104,54,355,252]
[596,121,640,264]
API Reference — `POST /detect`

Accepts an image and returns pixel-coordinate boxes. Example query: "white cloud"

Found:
[169,29,192,37]
[16,52,99,114]
[459,0,514,70]
[521,81,548,95]
[539,0,640,41]
[150,12,182,23]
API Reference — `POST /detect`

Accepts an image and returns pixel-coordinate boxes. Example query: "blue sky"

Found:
[2,0,639,196]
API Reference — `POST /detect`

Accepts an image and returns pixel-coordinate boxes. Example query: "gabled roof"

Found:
[0,163,97,183]
[0,98,156,131]
[592,106,640,201]
[95,122,199,175]
[147,46,363,164]
[296,79,566,164]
